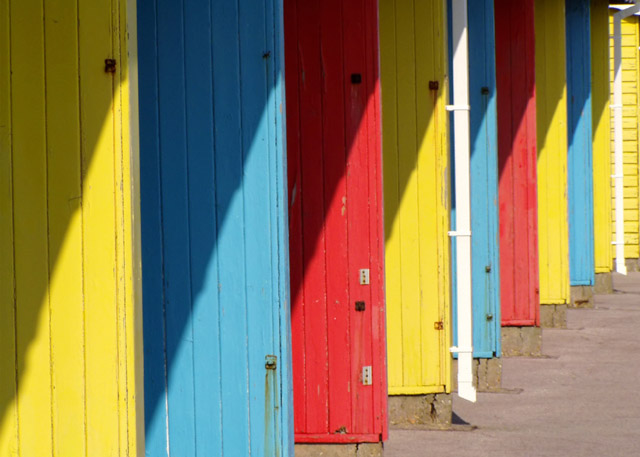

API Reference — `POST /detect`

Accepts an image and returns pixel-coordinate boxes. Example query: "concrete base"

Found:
[388,394,452,429]
[452,358,502,392]
[594,272,614,294]
[625,258,640,272]
[501,326,542,357]
[540,304,567,328]
[570,285,594,308]
[295,443,382,457]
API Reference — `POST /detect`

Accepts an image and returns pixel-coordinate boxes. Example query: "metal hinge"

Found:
[359,269,370,285]
[362,366,372,386]
[265,355,277,370]
[434,321,444,330]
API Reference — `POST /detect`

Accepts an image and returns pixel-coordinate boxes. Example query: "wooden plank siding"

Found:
[0,1,138,456]
[535,0,571,305]
[591,0,613,274]
[137,0,293,455]
[609,14,640,260]
[285,0,388,442]
[495,0,540,326]
[380,0,451,395]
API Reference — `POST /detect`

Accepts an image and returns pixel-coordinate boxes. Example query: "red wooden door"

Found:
[495,0,540,326]
[284,0,387,444]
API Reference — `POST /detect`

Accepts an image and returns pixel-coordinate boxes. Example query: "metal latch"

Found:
[359,269,370,285]
[265,355,277,370]
[355,301,366,312]
[429,80,439,91]
[104,59,117,73]
[434,321,444,330]
[362,366,372,386]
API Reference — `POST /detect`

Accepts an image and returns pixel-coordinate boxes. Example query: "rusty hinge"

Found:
[265,355,277,370]
[104,59,117,73]
[429,80,439,91]
[434,321,444,330]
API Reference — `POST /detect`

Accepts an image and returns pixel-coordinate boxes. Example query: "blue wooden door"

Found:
[566,0,595,287]
[450,0,501,358]
[137,1,293,456]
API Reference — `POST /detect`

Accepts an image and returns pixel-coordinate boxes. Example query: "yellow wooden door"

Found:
[609,14,640,260]
[380,0,451,395]
[535,0,571,306]
[592,0,613,273]
[0,1,139,455]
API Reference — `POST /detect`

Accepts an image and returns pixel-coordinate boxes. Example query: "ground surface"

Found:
[385,273,640,457]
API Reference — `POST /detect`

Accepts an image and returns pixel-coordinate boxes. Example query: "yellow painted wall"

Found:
[380,0,451,395]
[535,0,571,305]
[0,1,139,456]
[609,14,640,259]
[592,0,613,273]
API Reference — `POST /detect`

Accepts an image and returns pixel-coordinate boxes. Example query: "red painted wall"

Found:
[284,0,387,444]
[495,0,540,326]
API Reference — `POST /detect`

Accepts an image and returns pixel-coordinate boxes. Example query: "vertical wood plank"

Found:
[155,0,197,453]
[591,0,612,273]
[137,0,170,453]
[379,0,403,392]
[319,0,352,433]
[296,0,331,434]
[183,0,223,455]
[283,0,308,435]
[343,0,375,433]
[0,0,18,453]
[211,1,251,452]
[79,0,121,453]
[535,0,570,304]
[10,0,54,454]
[43,0,86,454]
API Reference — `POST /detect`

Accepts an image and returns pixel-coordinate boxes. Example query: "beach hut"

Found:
[285,0,388,450]
[495,0,541,355]
[0,1,139,455]
[137,0,294,455]
[535,0,571,326]
[380,0,453,424]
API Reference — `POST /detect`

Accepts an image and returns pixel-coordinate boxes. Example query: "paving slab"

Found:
[385,272,640,457]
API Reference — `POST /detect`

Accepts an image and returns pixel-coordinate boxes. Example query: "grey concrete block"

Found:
[540,304,567,329]
[570,285,594,308]
[388,394,452,428]
[625,258,640,272]
[452,358,502,392]
[501,326,542,357]
[295,443,383,457]
[594,272,614,294]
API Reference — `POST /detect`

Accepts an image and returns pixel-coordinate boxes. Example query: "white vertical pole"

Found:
[613,14,627,275]
[448,0,476,403]
[611,4,640,274]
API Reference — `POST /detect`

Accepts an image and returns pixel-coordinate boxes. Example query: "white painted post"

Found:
[448,0,476,403]
[612,4,640,275]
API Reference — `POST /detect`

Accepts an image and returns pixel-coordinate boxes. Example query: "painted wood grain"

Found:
[566,0,595,286]
[535,0,571,305]
[286,0,387,442]
[495,0,540,326]
[591,0,613,274]
[380,0,451,393]
[138,0,292,455]
[0,1,137,456]
[609,14,640,260]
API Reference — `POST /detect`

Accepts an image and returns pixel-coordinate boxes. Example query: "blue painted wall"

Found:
[137,0,293,455]
[450,0,501,358]
[566,0,595,286]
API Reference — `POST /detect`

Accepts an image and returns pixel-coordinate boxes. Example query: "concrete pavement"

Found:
[385,273,640,457]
